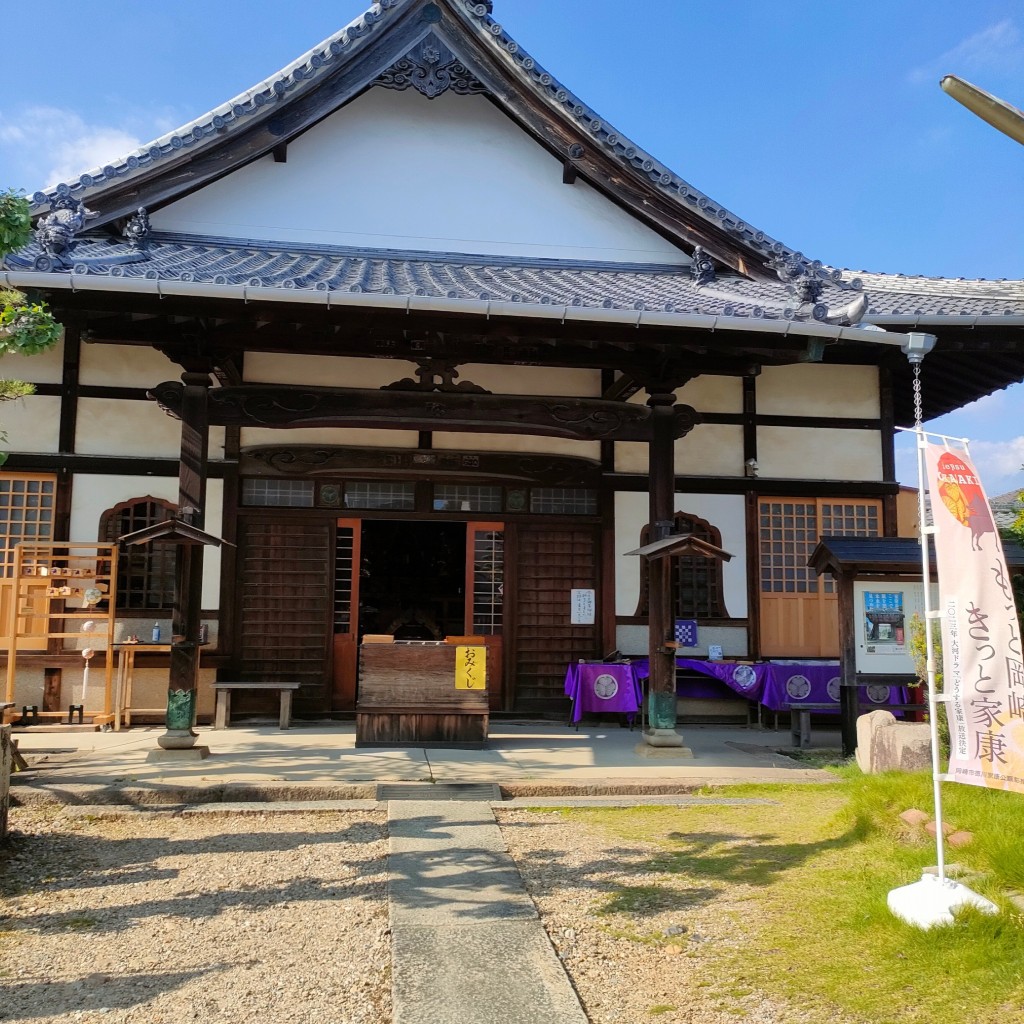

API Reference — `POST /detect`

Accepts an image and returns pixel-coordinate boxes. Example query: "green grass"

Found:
[556,774,1024,1024]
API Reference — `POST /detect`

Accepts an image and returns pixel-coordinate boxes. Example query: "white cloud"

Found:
[0,105,180,191]
[907,19,1023,86]
[969,436,1024,495]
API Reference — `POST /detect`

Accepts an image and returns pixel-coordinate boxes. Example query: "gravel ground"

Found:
[497,808,845,1024]
[0,807,390,1024]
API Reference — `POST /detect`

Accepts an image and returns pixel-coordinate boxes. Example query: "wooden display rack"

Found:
[3,542,118,726]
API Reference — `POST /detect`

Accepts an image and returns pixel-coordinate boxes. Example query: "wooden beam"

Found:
[149,380,704,442]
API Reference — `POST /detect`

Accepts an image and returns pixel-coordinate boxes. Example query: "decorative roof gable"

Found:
[23,0,802,279]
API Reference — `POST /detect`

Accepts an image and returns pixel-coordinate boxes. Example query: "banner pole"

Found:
[888,333,1000,928]
[904,341,946,883]
[914,416,946,883]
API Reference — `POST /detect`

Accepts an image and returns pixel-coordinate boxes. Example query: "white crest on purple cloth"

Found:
[785,674,812,700]
[827,677,841,702]
[732,665,758,690]
[866,684,892,704]
[593,674,619,700]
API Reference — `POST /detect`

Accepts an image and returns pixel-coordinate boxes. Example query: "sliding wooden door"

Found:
[510,523,601,710]
[237,517,333,714]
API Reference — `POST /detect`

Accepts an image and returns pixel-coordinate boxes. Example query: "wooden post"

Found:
[0,725,12,840]
[836,571,859,757]
[158,371,210,750]
[643,388,687,749]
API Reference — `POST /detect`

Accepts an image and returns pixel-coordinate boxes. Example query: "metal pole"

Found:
[905,332,946,883]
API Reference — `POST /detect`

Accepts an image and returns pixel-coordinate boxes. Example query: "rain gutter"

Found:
[1,269,929,350]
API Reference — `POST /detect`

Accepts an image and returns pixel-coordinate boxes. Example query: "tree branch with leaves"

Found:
[0,188,63,461]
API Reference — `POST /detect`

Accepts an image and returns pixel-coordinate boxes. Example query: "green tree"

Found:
[908,611,949,759]
[0,189,62,461]
[1009,475,1024,629]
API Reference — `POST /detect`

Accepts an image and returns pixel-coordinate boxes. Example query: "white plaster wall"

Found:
[0,335,64,384]
[69,475,223,609]
[432,432,600,460]
[149,88,690,265]
[240,426,419,448]
[615,624,748,659]
[614,424,744,476]
[80,344,182,387]
[758,427,882,481]
[1,395,60,453]
[76,398,180,457]
[9,666,217,718]
[757,364,879,418]
[676,376,743,414]
[244,353,403,388]
[458,364,599,398]
[242,356,599,398]
[614,491,748,618]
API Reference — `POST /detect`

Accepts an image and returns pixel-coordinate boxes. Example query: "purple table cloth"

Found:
[631,657,769,702]
[760,662,913,713]
[564,663,642,723]
[629,657,915,714]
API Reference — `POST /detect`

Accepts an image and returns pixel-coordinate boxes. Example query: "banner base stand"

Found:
[888,871,997,929]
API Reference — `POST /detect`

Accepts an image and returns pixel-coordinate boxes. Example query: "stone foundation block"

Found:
[855,710,931,773]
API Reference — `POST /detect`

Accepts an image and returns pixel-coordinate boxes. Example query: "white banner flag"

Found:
[926,442,1024,793]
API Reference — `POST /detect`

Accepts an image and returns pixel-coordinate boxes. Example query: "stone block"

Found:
[899,808,930,827]
[947,830,974,848]
[855,710,931,773]
[925,819,955,837]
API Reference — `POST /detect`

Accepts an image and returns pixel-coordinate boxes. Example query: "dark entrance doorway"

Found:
[358,521,467,641]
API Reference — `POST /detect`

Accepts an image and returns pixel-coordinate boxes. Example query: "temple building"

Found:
[2,0,1023,734]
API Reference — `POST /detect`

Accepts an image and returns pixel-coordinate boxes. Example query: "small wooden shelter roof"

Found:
[119,518,233,548]
[809,535,1024,578]
[625,534,733,562]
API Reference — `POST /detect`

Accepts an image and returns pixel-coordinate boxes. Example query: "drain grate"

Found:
[377,783,502,802]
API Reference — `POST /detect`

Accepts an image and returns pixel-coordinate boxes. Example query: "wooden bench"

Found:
[786,701,924,749]
[213,682,301,730]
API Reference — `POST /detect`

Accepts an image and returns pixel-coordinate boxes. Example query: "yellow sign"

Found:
[455,646,487,689]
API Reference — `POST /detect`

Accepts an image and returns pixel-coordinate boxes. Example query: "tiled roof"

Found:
[810,536,1024,574]
[6,233,1024,321]
[24,0,802,269]
[991,489,1024,531]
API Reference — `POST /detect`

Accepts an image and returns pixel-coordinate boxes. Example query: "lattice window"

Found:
[530,488,598,515]
[344,482,415,510]
[0,475,56,578]
[433,484,502,513]
[334,525,357,634]
[633,512,729,619]
[471,529,504,635]
[241,479,315,507]
[759,499,880,595]
[100,497,177,610]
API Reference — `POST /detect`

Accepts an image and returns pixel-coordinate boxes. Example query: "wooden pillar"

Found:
[158,371,211,750]
[836,571,859,757]
[644,388,686,748]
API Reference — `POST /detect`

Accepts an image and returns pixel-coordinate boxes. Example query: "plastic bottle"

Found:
[152,622,161,643]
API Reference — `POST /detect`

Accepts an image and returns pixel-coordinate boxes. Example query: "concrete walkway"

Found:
[388,799,588,1024]
[7,719,840,805]
[6,721,839,1023]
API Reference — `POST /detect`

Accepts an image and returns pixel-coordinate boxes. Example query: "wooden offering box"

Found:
[356,641,488,748]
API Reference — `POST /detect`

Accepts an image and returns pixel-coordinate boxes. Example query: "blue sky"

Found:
[1,0,1021,494]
